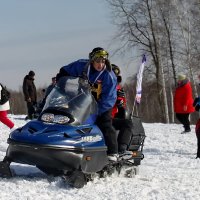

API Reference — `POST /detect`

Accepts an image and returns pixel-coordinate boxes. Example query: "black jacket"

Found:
[23,75,37,102]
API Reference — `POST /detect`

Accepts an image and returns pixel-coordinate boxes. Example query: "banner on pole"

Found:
[135,55,146,104]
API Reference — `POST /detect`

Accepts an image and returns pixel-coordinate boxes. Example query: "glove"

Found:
[116,99,124,108]
[117,89,125,98]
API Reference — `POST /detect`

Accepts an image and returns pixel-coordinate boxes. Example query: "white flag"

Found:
[135,55,146,104]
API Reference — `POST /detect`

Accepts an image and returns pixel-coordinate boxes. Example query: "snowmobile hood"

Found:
[9,120,106,150]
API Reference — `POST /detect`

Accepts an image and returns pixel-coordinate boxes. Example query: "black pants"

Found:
[197,138,200,158]
[96,109,118,154]
[176,113,191,131]
[196,119,200,158]
[112,118,133,152]
[26,101,36,119]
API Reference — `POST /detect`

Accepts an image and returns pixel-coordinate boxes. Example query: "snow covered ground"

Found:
[0,115,199,200]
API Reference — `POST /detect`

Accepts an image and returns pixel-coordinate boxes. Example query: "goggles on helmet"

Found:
[91,50,109,60]
[93,57,106,63]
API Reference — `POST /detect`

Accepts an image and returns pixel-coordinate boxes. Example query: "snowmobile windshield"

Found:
[41,77,98,125]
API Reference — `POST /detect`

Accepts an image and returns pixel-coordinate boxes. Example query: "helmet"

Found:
[89,47,109,61]
[112,64,121,76]
[112,64,122,83]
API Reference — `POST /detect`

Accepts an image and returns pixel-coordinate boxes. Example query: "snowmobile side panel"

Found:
[81,151,108,173]
[6,141,108,173]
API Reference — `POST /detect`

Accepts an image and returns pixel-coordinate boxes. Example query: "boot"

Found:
[107,154,118,162]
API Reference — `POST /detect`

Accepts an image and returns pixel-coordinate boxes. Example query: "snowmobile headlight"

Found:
[41,113,70,124]
[41,113,54,123]
[53,115,70,124]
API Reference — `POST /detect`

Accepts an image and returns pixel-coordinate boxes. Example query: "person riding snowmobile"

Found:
[111,64,134,155]
[56,47,119,161]
[111,64,127,119]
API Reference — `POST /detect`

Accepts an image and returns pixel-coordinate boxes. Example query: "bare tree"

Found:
[107,0,170,122]
[173,0,198,96]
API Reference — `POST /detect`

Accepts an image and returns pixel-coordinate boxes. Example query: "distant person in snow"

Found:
[0,84,16,131]
[174,74,195,134]
[35,77,57,116]
[45,77,57,98]
[56,47,119,162]
[193,74,200,158]
[22,70,37,120]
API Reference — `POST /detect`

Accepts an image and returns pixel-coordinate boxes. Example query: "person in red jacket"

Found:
[111,64,126,119]
[0,84,16,130]
[174,74,195,133]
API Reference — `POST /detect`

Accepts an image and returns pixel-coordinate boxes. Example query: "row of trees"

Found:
[8,80,199,124]
[106,0,200,123]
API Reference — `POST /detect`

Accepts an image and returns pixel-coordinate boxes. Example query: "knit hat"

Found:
[28,70,35,76]
[177,74,186,81]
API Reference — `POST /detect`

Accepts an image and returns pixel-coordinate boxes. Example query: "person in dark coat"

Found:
[174,74,195,133]
[195,117,200,158]
[23,70,37,120]
[56,47,118,161]
[194,74,200,158]
[34,77,57,116]
[45,77,57,97]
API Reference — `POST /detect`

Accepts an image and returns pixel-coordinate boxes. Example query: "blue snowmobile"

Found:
[0,77,145,188]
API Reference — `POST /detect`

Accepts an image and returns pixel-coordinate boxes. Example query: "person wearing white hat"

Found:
[174,74,195,133]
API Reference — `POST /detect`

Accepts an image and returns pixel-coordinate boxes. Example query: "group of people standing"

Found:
[22,70,57,120]
[0,70,37,131]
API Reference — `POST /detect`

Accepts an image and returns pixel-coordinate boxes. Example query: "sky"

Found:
[0,115,200,199]
[0,0,138,91]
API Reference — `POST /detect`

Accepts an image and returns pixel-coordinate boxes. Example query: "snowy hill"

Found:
[0,115,199,200]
